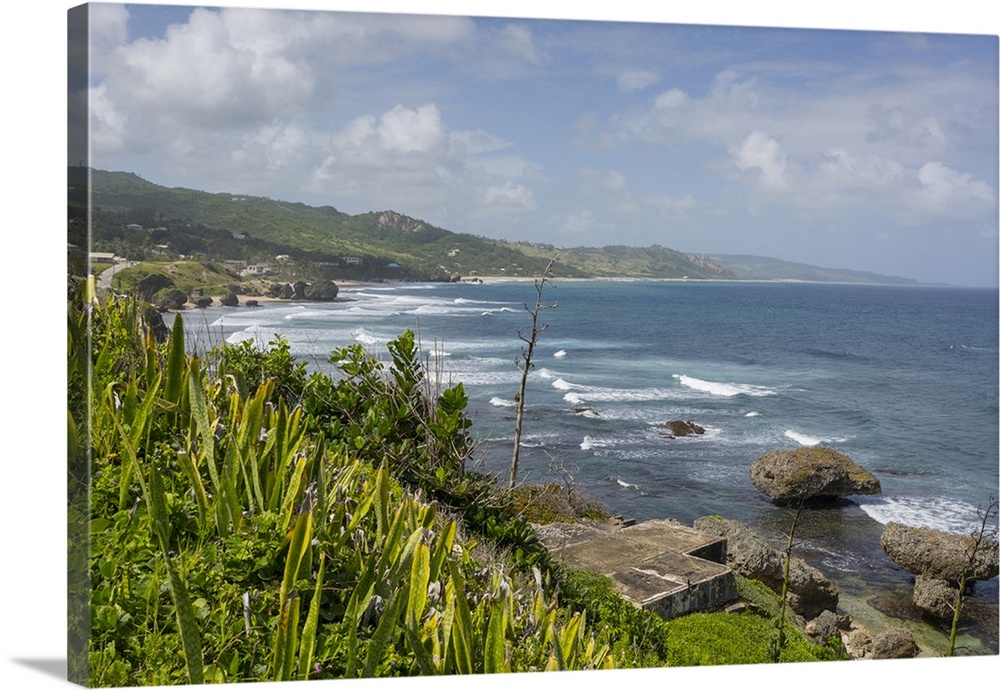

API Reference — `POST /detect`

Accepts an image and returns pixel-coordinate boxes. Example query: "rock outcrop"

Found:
[693,515,838,620]
[803,609,841,644]
[304,280,340,302]
[657,420,705,439]
[749,447,881,504]
[156,288,188,311]
[880,522,998,620]
[912,573,958,619]
[141,305,171,343]
[136,274,175,302]
[220,291,239,307]
[268,282,295,299]
[868,628,919,659]
[880,522,999,582]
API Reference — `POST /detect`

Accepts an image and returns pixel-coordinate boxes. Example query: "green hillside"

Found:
[71,167,916,284]
[72,168,731,281]
[701,254,919,285]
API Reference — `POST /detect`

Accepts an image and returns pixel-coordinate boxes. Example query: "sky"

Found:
[70,1,1000,286]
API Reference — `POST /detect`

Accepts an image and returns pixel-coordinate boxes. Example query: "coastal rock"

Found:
[136,273,174,302]
[749,447,881,504]
[693,516,838,620]
[657,420,705,439]
[245,299,259,308]
[293,281,307,300]
[879,522,999,582]
[194,296,213,308]
[156,288,188,311]
[304,280,340,302]
[804,609,841,644]
[141,305,171,343]
[912,574,959,620]
[220,291,239,307]
[868,628,919,660]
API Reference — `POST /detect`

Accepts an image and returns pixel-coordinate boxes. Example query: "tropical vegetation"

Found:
[67,281,846,686]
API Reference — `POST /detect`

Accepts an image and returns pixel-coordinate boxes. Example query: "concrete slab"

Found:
[539,517,739,620]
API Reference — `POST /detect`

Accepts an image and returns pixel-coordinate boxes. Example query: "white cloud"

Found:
[730,131,788,189]
[648,193,729,225]
[499,23,545,64]
[113,8,316,130]
[581,167,626,190]
[653,88,687,109]
[449,130,512,155]
[89,3,128,53]
[617,69,659,93]
[378,104,447,154]
[87,84,127,154]
[912,161,996,220]
[607,52,997,239]
[483,181,535,209]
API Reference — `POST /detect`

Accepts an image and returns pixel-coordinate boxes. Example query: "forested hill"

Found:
[71,167,730,281]
[71,167,916,284]
[700,254,919,285]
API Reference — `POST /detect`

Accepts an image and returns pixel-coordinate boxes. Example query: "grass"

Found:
[114,260,242,297]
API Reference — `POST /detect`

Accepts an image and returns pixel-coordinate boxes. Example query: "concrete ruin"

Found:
[536,518,739,620]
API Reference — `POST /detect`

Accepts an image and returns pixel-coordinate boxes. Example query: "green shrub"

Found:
[555,567,671,667]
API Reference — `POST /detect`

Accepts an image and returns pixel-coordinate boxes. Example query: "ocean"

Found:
[181,279,999,654]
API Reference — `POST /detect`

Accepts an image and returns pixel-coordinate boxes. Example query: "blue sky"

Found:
[75,1,999,286]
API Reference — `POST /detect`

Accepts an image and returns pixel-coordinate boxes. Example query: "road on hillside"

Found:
[96,261,130,292]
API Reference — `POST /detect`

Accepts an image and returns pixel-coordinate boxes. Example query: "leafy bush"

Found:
[555,567,671,668]
[74,294,616,685]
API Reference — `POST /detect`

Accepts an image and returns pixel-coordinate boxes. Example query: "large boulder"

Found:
[156,288,188,311]
[868,628,919,660]
[220,291,239,307]
[304,280,340,302]
[804,609,841,645]
[135,273,175,302]
[749,447,881,505]
[880,522,999,582]
[912,574,959,620]
[656,420,705,439]
[293,281,308,300]
[140,304,171,343]
[693,516,838,620]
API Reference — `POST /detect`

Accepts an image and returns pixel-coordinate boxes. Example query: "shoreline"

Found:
[166,278,998,658]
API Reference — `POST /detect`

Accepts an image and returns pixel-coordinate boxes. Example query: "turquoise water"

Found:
[182,279,999,652]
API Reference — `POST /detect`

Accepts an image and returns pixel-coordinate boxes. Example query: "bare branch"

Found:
[508,255,559,489]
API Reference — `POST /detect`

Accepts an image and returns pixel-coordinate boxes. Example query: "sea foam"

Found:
[783,429,848,447]
[674,374,777,397]
[856,496,985,534]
